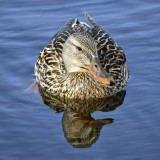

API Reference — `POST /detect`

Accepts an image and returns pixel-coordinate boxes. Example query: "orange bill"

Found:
[88,118,114,125]
[87,60,114,85]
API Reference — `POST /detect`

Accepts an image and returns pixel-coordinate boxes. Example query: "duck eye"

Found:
[77,46,82,51]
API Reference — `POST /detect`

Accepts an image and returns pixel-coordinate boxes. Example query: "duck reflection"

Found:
[39,86,126,148]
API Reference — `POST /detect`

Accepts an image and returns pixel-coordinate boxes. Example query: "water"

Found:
[0,0,160,159]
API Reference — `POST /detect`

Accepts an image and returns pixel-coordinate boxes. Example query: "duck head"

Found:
[62,32,114,85]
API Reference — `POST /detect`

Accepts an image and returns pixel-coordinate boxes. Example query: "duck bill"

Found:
[87,61,114,85]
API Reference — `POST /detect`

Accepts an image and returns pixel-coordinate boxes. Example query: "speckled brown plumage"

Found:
[35,13,129,99]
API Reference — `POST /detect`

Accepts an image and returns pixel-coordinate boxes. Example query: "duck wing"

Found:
[84,12,129,87]
[35,19,75,85]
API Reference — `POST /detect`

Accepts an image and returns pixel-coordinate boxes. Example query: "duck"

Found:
[35,12,129,99]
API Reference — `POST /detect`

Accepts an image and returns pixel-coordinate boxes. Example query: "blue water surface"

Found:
[0,0,160,160]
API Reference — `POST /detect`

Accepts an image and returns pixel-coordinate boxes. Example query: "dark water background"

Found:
[0,0,160,160]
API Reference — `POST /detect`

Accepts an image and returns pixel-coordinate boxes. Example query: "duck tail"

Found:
[83,12,99,28]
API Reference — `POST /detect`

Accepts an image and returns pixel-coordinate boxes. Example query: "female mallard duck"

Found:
[35,12,129,99]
